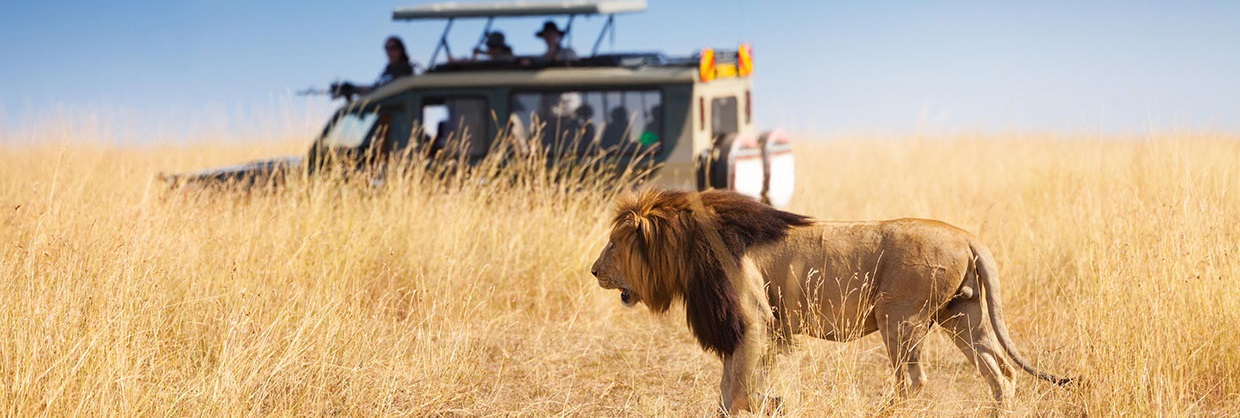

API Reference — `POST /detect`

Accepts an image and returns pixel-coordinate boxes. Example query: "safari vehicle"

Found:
[167,0,795,207]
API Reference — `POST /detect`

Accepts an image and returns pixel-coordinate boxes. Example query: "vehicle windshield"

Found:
[320,108,383,149]
[511,88,661,155]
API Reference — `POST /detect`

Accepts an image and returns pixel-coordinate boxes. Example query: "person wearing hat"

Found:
[535,20,577,62]
[473,31,514,62]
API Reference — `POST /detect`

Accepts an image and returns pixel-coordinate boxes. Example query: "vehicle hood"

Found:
[162,155,303,189]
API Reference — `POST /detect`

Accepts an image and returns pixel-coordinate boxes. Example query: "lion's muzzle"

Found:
[592,243,640,307]
[592,270,639,307]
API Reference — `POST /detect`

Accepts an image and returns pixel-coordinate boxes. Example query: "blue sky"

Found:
[2,1,1239,142]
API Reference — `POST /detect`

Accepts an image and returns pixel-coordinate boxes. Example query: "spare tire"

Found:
[759,129,795,208]
[697,133,767,202]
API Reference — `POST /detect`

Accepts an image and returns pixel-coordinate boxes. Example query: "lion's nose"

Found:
[590,269,600,278]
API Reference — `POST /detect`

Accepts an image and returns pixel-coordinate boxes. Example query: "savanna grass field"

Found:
[2,125,1239,416]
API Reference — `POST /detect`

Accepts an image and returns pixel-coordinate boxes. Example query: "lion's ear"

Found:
[631,212,649,242]
[633,211,671,253]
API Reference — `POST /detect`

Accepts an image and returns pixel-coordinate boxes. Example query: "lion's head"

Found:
[590,188,812,355]
[590,188,693,311]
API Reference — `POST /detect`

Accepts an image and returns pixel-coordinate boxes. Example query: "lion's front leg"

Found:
[719,256,782,415]
[719,343,757,414]
[719,322,776,414]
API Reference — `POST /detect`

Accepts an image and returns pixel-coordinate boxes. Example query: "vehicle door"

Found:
[413,91,500,161]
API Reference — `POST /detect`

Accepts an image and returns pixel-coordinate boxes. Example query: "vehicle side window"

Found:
[421,97,489,158]
[511,89,661,156]
[711,96,738,136]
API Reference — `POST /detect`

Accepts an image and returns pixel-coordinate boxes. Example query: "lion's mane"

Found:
[608,188,812,355]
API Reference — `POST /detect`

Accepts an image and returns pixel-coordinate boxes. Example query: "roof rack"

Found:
[393,0,648,67]
[427,52,671,72]
[393,0,646,20]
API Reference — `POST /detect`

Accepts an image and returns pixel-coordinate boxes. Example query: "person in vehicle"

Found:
[377,36,415,84]
[644,104,663,138]
[332,36,415,100]
[569,104,598,154]
[431,121,451,156]
[473,32,515,62]
[535,21,577,62]
[600,106,630,150]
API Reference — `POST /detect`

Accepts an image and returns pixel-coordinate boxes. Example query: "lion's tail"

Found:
[971,242,1074,386]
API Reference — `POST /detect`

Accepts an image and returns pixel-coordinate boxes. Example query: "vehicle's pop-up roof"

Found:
[393,0,649,69]
[393,0,646,20]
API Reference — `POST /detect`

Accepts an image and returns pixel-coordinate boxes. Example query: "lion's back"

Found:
[769,219,978,282]
[875,218,977,259]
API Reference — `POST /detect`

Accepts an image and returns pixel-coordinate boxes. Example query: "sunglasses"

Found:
[385,44,401,51]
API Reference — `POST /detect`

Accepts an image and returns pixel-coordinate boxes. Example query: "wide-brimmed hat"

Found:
[535,20,564,38]
[485,31,507,48]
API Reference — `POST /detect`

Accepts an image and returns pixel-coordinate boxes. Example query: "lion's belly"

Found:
[759,252,882,342]
[749,221,970,342]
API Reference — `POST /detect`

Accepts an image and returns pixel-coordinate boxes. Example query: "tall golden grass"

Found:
[2,129,1238,416]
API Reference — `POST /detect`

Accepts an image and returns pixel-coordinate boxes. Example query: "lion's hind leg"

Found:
[875,304,934,400]
[937,296,1016,409]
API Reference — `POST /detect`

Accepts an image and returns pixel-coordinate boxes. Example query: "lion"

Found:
[590,188,1071,414]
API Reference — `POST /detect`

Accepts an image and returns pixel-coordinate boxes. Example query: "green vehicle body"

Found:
[166,0,794,207]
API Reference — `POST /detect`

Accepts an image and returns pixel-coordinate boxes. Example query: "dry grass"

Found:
[2,129,1239,416]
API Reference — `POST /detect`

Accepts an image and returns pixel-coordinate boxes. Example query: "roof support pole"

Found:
[429,17,455,66]
[589,14,615,57]
[564,15,576,47]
